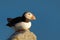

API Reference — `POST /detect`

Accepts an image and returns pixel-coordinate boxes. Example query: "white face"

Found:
[24,12,36,20]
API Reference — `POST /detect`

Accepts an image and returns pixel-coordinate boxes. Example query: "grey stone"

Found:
[8,30,37,40]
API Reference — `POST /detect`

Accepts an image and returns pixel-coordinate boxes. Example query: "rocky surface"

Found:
[8,30,37,40]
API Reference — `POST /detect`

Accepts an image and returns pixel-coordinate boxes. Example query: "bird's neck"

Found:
[25,18,30,22]
[22,16,30,23]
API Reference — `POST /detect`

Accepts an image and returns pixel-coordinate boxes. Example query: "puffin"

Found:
[7,12,36,32]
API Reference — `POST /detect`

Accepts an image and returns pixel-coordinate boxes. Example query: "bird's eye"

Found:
[28,14,30,15]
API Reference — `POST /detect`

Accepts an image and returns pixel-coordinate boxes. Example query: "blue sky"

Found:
[0,0,60,40]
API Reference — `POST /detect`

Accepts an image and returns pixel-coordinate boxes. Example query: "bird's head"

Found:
[22,12,36,20]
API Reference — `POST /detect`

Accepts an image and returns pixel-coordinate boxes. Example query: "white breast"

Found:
[15,22,31,30]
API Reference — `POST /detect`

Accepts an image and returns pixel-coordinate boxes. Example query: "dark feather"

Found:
[7,18,13,22]
[7,17,23,27]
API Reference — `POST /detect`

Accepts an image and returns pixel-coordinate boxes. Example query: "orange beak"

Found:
[31,15,36,20]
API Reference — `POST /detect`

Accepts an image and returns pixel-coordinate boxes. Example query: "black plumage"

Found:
[7,12,30,27]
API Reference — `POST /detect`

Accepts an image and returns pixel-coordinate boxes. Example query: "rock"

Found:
[8,30,37,40]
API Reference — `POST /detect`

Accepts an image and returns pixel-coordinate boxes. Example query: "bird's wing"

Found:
[7,18,13,22]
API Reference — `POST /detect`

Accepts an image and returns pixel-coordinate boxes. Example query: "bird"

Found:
[7,12,37,40]
[7,11,36,32]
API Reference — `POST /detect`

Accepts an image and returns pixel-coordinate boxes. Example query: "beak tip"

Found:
[33,17,36,20]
